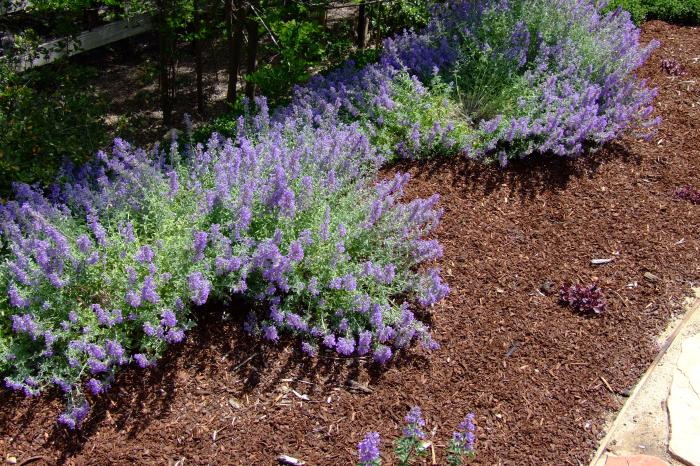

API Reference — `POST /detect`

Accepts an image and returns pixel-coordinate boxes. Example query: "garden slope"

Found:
[1,20,699,465]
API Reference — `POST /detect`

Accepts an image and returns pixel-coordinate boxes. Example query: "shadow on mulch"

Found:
[1,298,430,464]
[385,140,641,202]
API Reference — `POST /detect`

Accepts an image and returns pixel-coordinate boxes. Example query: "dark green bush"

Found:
[0,63,107,196]
[606,0,700,24]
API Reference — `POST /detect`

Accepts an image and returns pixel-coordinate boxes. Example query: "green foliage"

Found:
[246,17,352,106]
[605,0,700,24]
[367,0,432,40]
[367,72,474,159]
[394,436,427,466]
[0,64,107,196]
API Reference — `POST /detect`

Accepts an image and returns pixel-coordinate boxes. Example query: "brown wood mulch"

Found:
[1,20,699,466]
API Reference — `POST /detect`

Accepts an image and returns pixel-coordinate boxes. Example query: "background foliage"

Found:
[606,0,700,24]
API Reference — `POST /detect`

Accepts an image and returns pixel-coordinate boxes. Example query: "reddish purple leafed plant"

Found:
[661,58,686,76]
[559,283,607,315]
[674,185,700,204]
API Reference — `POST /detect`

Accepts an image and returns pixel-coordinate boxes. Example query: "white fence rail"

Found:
[11,14,152,71]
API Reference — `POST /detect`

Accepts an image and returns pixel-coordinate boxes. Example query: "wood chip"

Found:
[277,455,305,465]
[347,380,372,394]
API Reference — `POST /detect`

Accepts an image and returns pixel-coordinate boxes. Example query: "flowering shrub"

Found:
[357,406,476,466]
[429,0,659,163]
[0,100,447,426]
[281,0,659,165]
[559,282,607,315]
[0,139,208,427]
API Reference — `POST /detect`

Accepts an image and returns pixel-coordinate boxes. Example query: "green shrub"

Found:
[606,0,700,24]
[246,18,352,107]
[0,64,107,196]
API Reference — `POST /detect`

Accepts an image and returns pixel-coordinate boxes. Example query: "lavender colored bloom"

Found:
[8,284,29,308]
[301,342,317,356]
[418,268,449,306]
[342,274,357,292]
[76,234,92,254]
[160,309,178,327]
[57,400,90,430]
[165,328,185,344]
[188,272,210,306]
[52,377,72,393]
[373,345,392,364]
[328,277,342,290]
[120,222,136,243]
[263,324,279,343]
[91,304,109,326]
[322,333,336,349]
[357,431,381,465]
[86,378,104,395]
[11,314,40,338]
[403,406,426,439]
[125,290,142,308]
[167,170,179,198]
[87,358,109,374]
[105,340,125,361]
[193,231,208,261]
[135,245,155,264]
[143,322,157,337]
[357,331,372,356]
[336,336,355,356]
[133,353,150,368]
[286,313,308,331]
[452,412,477,453]
[68,310,78,322]
[307,277,319,296]
[141,276,160,304]
[86,343,106,360]
[4,377,24,391]
[288,240,304,262]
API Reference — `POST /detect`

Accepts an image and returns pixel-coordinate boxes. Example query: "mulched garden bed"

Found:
[1,20,699,465]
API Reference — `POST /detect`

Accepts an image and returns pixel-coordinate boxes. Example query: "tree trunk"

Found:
[357,0,368,50]
[245,13,259,101]
[226,0,245,105]
[157,5,174,127]
[193,0,205,115]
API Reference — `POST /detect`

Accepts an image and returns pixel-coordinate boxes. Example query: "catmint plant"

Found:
[0,99,448,426]
[395,407,429,465]
[357,407,477,465]
[357,431,382,466]
[447,413,477,466]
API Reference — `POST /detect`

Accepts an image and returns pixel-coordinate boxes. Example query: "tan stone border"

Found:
[589,293,700,466]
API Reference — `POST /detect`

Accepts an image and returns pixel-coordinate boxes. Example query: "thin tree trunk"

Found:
[357,0,368,50]
[245,13,259,101]
[194,0,205,115]
[157,4,174,127]
[226,0,245,105]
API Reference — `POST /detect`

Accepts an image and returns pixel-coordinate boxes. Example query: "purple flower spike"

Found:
[403,406,426,440]
[357,431,381,465]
